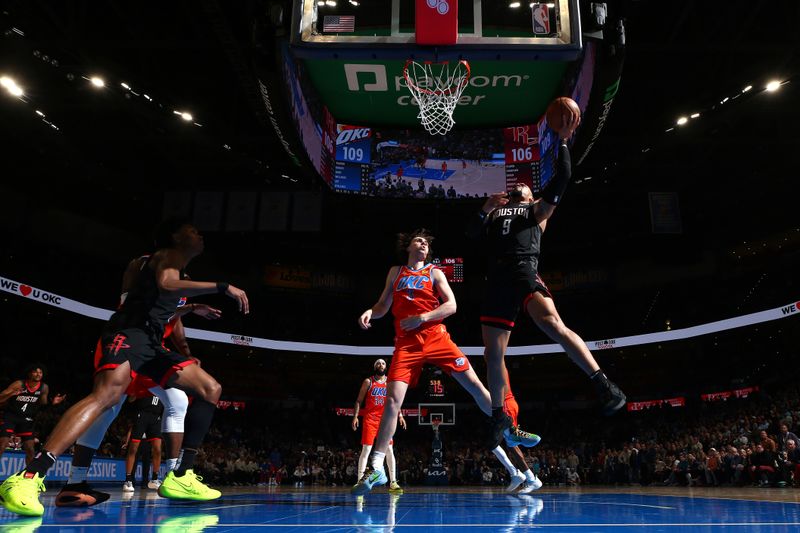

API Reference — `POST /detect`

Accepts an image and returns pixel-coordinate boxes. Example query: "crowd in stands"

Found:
[7,383,790,489]
[365,174,483,200]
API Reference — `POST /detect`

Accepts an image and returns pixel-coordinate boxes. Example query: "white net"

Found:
[403,60,470,135]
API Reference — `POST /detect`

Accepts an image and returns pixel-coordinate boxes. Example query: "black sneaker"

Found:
[591,371,627,416]
[487,413,513,448]
[55,481,110,507]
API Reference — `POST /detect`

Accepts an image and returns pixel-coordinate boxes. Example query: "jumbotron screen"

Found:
[433,257,464,283]
[279,43,564,199]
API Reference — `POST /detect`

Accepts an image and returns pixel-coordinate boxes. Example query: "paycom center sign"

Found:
[302,59,569,127]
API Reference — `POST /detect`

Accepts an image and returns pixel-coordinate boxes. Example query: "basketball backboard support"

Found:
[418,403,456,426]
[295,0,581,51]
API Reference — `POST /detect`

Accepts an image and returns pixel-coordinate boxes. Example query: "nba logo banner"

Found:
[532,4,551,35]
[416,0,458,45]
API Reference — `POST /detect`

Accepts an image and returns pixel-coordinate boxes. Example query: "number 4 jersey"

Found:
[5,382,43,421]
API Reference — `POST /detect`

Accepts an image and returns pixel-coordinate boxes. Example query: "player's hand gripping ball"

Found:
[546,97,581,139]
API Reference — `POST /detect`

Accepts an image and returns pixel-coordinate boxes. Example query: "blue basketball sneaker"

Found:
[350,467,388,496]
[504,426,542,448]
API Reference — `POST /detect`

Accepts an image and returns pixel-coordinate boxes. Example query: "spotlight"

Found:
[90,76,105,88]
[509,2,521,7]
[676,116,688,126]
[174,111,193,121]
[0,76,23,97]
[690,113,700,119]
[742,85,752,93]
[120,82,131,90]
[765,80,781,92]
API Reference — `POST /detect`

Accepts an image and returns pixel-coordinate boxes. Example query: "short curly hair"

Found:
[396,228,435,264]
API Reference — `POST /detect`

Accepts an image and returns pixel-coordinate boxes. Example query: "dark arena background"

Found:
[1,1,799,531]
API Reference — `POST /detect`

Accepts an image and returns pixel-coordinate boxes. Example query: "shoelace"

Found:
[514,427,538,439]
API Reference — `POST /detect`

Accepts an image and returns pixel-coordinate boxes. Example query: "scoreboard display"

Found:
[503,124,541,192]
[433,257,464,283]
[333,125,372,194]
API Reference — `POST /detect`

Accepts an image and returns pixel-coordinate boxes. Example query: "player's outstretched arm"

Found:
[534,136,575,223]
[155,252,249,314]
[0,380,23,404]
[358,266,398,330]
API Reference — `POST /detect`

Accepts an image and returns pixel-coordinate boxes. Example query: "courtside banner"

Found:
[1,275,798,357]
[0,451,166,482]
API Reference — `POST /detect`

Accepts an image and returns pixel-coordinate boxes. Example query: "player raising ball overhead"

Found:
[468,97,626,448]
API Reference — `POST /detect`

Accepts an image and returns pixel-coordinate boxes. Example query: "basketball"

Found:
[546,97,581,135]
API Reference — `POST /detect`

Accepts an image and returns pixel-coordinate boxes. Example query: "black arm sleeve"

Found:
[540,141,572,206]
[465,211,489,240]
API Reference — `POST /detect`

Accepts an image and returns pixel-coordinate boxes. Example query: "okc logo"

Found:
[370,388,387,398]
[427,0,449,15]
[396,276,429,291]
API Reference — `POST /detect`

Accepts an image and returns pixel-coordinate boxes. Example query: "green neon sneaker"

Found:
[156,513,220,532]
[0,471,46,517]
[157,470,221,501]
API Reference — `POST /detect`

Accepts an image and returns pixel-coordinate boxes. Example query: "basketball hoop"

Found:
[403,60,470,135]
[431,414,443,433]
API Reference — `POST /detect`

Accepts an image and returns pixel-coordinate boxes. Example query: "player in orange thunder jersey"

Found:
[352,229,539,496]
[352,359,405,493]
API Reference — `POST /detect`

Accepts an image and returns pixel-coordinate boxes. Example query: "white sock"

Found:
[68,466,89,484]
[386,445,397,482]
[357,445,372,479]
[524,469,535,482]
[492,446,516,476]
[166,458,178,472]
[369,451,386,471]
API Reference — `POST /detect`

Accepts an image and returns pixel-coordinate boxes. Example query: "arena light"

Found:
[676,116,688,126]
[0,76,24,97]
[509,2,521,8]
[35,110,45,117]
[90,76,105,88]
[349,0,359,5]
[690,113,700,119]
[325,1,337,6]
[317,1,324,5]
[765,80,781,92]
[120,82,131,90]
[173,110,194,122]
[742,85,753,93]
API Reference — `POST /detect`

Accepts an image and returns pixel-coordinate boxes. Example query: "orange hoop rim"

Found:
[403,59,471,96]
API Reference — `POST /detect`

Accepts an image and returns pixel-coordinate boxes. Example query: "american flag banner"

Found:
[323,15,355,33]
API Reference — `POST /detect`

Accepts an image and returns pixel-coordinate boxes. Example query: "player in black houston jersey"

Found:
[123,394,165,492]
[467,111,626,448]
[0,218,250,517]
[0,365,65,464]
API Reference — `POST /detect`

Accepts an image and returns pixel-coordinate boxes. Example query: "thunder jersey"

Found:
[108,255,187,339]
[6,382,42,419]
[361,376,387,420]
[391,264,442,336]
[486,203,543,266]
